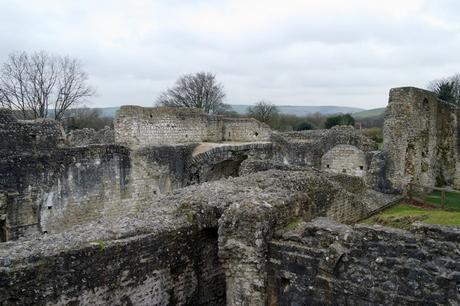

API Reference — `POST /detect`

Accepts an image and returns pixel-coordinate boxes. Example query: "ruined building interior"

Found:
[0,87,459,305]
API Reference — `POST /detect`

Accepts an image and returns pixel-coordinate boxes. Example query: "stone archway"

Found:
[187,143,273,184]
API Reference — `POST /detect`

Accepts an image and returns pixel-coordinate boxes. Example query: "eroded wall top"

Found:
[382,87,459,191]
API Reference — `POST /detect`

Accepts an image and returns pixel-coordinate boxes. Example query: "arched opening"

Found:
[203,156,248,182]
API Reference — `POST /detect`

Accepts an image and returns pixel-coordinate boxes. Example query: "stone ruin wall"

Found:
[383,87,460,191]
[0,226,226,306]
[2,86,460,305]
[222,117,272,142]
[115,106,213,147]
[0,142,202,241]
[66,126,115,146]
[267,218,460,305]
[272,126,377,169]
[321,144,368,177]
[0,109,65,152]
[0,145,132,240]
[0,169,400,305]
[114,105,272,148]
[0,109,274,241]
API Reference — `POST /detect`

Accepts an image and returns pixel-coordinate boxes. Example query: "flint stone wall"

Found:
[383,87,459,191]
[0,109,65,153]
[0,146,131,240]
[0,141,198,241]
[321,144,367,177]
[0,227,225,306]
[114,106,272,148]
[0,170,399,305]
[267,218,460,305]
[188,142,273,184]
[67,126,115,146]
[222,118,272,142]
[272,126,377,168]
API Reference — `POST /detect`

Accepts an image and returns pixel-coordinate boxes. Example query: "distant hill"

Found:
[97,107,120,118]
[352,107,386,119]
[94,105,365,118]
[231,105,364,116]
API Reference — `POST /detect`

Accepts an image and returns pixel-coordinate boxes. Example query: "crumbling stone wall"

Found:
[114,105,272,148]
[67,126,115,146]
[267,218,460,305]
[272,126,377,168]
[0,169,398,305]
[321,144,367,177]
[188,142,273,184]
[0,109,65,153]
[383,87,459,191]
[115,106,213,147]
[222,118,272,142]
[0,146,132,239]
[0,227,226,305]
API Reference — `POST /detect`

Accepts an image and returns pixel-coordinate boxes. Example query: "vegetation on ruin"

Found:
[284,218,304,231]
[324,114,355,129]
[428,73,460,105]
[362,203,460,229]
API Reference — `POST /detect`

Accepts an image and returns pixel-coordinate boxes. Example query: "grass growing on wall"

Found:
[362,204,460,229]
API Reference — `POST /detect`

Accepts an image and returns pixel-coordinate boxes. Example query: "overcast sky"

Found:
[2,0,460,109]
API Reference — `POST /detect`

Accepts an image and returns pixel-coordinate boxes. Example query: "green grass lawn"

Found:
[422,190,460,210]
[362,203,460,229]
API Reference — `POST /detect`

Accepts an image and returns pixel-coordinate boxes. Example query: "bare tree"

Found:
[247,101,279,124]
[428,74,460,105]
[156,72,226,114]
[0,51,94,120]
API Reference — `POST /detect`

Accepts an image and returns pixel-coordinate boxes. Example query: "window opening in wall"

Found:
[326,164,330,168]
[359,166,364,170]
[280,277,291,292]
[254,132,259,137]
[0,219,6,242]
[228,132,231,137]
[423,98,430,112]
[149,114,153,118]
[342,169,347,173]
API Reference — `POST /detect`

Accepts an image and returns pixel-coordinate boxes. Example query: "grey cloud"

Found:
[0,0,459,109]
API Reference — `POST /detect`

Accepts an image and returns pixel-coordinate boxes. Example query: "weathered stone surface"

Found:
[383,87,459,191]
[267,218,460,305]
[188,142,273,183]
[272,125,377,168]
[1,86,460,305]
[0,117,65,153]
[321,144,367,177]
[114,106,272,148]
[67,126,115,146]
[0,170,397,305]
